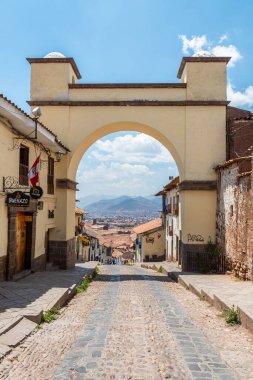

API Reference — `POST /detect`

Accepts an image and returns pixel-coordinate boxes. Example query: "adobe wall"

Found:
[216,158,253,280]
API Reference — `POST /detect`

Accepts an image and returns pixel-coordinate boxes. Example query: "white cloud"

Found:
[89,133,174,164]
[78,161,156,195]
[218,34,228,44]
[77,133,178,197]
[227,82,253,108]
[179,34,242,68]
[179,35,208,55]
[212,45,242,67]
[79,162,154,184]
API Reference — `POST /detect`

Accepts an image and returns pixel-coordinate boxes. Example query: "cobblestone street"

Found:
[1,265,253,380]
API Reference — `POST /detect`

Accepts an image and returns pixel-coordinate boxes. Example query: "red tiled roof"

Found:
[214,156,251,170]
[227,106,253,120]
[75,207,87,215]
[84,226,98,239]
[155,176,179,195]
[164,176,179,191]
[155,190,166,196]
[133,218,163,235]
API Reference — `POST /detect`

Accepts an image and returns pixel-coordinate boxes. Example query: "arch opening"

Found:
[74,123,181,265]
[68,121,183,180]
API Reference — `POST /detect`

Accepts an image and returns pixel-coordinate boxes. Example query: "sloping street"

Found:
[1,265,253,380]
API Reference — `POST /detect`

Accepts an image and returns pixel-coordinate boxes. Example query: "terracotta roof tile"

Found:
[214,156,251,170]
[164,176,179,191]
[133,218,163,235]
[75,207,87,215]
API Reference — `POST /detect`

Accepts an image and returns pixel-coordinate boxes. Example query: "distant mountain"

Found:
[85,195,161,217]
[78,195,114,208]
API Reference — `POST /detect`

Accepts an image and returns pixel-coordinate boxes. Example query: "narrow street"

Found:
[1,266,253,380]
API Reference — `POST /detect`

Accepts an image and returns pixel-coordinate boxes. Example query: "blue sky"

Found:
[1,0,253,197]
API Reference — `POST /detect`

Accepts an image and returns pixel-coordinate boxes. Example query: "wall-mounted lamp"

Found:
[56,151,64,162]
[31,107,42,140]
[31,107,42,119]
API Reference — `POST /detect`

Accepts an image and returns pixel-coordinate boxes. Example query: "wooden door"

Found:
[16,213,26,273]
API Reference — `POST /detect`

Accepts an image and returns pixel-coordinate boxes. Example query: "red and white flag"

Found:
[28,154,41,187]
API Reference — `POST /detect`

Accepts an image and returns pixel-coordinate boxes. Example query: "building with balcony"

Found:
[156,176,181,264]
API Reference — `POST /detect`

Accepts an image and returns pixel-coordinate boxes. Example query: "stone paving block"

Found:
[0,343,11,357]
[0,317,36,347]
[191,373,213,379]
[21,308,43,323]
[0,316,23,335]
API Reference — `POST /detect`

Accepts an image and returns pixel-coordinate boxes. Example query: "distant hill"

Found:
[78,195,114,208]
[84,195,161,217]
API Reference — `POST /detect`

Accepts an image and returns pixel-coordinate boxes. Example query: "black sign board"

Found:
[6,191,30,207]
[30,186,43,200]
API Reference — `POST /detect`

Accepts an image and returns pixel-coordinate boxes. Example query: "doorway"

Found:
[15,213,32,273]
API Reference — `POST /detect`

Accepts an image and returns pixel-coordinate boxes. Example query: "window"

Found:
[47,156,54,194]
[19,145,29,185]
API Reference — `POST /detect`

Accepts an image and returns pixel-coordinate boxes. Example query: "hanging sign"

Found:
[30,186,43,200]
[6,191,30,207]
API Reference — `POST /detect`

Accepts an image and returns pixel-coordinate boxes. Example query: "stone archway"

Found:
[68,121,184,180]
[27,55,230,270]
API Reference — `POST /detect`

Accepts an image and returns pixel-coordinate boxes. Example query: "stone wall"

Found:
[48,238,76,269]
[216,157,253,280]
[0,256,7,281]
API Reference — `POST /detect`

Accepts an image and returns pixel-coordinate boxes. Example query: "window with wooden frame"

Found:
[19,145,29,185]
[47,156,54,194]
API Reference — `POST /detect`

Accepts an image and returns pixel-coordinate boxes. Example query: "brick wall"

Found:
[216,157,253,280]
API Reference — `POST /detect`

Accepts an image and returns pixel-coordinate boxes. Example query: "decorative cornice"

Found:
[56,179,78,191]
[27,100,229,107]
[179,180,217,191]
[177,57,231,79]
[26,58,81,79]
[69,83,187,89]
